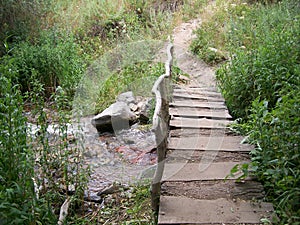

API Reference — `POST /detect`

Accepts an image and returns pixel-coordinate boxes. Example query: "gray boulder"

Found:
[117,91,136,105]
[91,102,137,133]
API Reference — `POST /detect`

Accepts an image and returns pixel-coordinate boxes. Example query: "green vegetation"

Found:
[1,61,88,224]
[95,62,165,112]
[0,61,36,224]
[191,0,300,223]
[190,0,251,64]
[94,181,155,225]
[6,32,85,99]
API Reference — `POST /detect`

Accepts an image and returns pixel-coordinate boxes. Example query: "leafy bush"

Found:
[26,75,89,224]
[216,1,300,119]
[248,92,300,223]
[0,58,88,224]
[7,31,85,99]
[0,0,46,55]
[0,60,36,224]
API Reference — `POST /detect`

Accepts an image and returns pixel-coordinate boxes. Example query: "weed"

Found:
[180,0,208,21]
[247,92,300,223]
[0,0,45,55]
[25,72,89,224]
[216,0,300,118]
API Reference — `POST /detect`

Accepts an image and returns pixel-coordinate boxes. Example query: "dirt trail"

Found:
[172,18,216,88]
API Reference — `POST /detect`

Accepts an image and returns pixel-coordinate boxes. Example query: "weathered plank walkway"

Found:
[157,85,276,224]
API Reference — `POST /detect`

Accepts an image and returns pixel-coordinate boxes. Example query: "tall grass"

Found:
[0,58,89,224]
[190,0,251,65]
[48,0,176,45]
[3,31,86,100]
[0,0,46,55]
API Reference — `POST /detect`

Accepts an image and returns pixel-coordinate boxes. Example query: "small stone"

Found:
[137,101,144,109]
[123,137,135,144]
[208,47,218,52]
[179,75,190,81]
[129,103,138,112]
[84,191,103,203]
[97,183,126,196]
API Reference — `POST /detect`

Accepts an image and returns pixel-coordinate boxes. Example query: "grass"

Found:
[191,0,300,223]
[190,0,251,65]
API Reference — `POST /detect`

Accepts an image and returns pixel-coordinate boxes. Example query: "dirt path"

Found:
[156,18,276,224]
[172,18,216,88]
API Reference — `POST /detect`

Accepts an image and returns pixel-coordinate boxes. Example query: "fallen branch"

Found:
[57,197,71,225]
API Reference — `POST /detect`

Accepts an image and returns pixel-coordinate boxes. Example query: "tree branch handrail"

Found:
[151,43,174,212]
[151,43,173,131]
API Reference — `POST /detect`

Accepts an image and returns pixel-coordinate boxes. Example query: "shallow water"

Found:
[78,116,157,194]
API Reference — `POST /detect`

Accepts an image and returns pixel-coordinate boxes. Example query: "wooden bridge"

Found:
[151,44,276,224]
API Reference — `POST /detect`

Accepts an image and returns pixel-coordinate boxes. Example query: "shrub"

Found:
[0,57,88,224]
[216,1,300,119]
[248,92,300,223]
[0,0,45,55]
[26,75,89,224]
[190,0,251,65]
[8,31,85,99]
[0,59,36,224]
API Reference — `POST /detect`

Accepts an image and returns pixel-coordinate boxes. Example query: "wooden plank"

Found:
[158,196,275,224]
[168,136,253,152]
[170,128,236,137]
[173,89,223,98]
[173,93,225,102]
[161,180,265,200]
[173,85,218,92]
[166,150,251,163]
[170,101,226,109]
[170,107,232,119]
[162,162,249,182]
[170,117,231,129]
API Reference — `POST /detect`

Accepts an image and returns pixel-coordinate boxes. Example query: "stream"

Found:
[27,114,157,199]
[56,115,156,196]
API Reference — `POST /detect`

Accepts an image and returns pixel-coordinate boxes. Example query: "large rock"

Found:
[91,102,137,133]
[117,91,136,105]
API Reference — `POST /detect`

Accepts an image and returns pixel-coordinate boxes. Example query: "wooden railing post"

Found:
[150,43,173,212]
